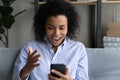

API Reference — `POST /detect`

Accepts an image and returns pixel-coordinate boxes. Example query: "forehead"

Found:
[46,15,68,27]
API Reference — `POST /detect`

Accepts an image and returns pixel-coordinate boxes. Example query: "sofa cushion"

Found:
[86,48,120,80]
[1,48,120,80]
[0,48,19,80]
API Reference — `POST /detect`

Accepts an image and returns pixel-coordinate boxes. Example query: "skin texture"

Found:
[45,15,68,52]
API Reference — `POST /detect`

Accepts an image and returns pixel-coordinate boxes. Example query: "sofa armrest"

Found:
[0,48,19,80]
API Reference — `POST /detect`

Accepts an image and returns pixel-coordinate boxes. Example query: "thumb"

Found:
[28,46,33,55]
[65,68,69,75]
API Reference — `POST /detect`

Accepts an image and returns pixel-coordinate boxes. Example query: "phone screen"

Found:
[50,64,66,78]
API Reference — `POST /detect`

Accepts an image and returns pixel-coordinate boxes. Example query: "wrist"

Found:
[20,66,30,80]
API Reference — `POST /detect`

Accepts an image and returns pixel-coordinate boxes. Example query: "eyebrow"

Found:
[47,24,66,27]
[47,24,54,26]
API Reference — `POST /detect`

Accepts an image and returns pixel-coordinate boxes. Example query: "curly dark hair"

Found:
[33,0,80,41]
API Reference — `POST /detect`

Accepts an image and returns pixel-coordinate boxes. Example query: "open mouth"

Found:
[51,37,62,44]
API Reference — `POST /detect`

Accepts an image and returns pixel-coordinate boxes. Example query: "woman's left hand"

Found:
[48,68,73,80]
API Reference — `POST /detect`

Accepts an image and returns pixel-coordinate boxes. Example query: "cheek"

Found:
[46,29,53,36]
[63,32,67,36]
[64,29,68,35]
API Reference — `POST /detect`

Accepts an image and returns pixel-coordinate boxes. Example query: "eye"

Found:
[47,26,54,29]
[59,26,65,30]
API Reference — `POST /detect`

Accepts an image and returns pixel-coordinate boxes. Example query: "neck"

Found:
[52,46,58,53]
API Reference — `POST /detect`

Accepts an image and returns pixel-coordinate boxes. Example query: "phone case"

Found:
[50,64,66,78]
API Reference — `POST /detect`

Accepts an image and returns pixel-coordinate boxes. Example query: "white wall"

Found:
[0,0,120,48]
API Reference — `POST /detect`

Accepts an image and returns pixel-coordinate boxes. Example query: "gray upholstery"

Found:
[87,48,120,80]
[0,48,19,80]
[1,48,120,80]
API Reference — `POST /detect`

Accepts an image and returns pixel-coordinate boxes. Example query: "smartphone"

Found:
[50,64,66,78]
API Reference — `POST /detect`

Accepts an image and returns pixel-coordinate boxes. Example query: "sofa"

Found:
[0,48,120,80]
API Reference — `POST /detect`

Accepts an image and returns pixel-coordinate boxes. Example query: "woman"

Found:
[12,0,89,80]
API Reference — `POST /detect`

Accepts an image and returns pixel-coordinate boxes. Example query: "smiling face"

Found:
[45,15,68,48]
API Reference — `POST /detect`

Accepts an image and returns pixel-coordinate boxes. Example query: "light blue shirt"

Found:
[12,38,89,80]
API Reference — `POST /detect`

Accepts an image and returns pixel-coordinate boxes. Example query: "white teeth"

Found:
[52,37,60,39]
[52,37,61,41]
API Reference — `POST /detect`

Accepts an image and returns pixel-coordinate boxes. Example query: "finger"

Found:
[33,63,40,67]
[28,46,33,55]
[33,54,41,59]
[29,63,40,70]
[30,49,38,57]
[51,69,65,78]
[31,54,41,63]
[65,68,69,75]
[48,74,57,80]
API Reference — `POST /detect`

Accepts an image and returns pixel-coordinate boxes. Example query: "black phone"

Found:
[50,64,66,78]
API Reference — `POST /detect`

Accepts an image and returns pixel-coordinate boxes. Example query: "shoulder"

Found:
[68,39,87,56]
[66,39,87,58]
[22,41,38,48]
[21,41,46,51]
[67,39,85,49]
[25,40,46,46]
[25,41,40,46]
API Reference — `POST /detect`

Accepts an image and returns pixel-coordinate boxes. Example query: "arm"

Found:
[12,46,41,80]
[20,47,41,80]
[75,46,89,80]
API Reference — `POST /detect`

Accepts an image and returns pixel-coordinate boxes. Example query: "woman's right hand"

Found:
[20,46,41,80]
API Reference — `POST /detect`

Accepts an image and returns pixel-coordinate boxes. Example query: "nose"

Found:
[54,29,60,35]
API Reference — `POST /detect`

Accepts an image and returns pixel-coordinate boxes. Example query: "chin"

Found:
[52,44,60,47]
